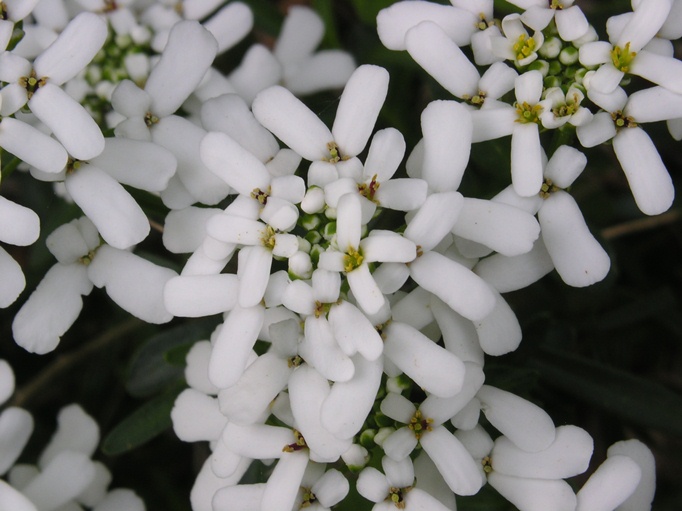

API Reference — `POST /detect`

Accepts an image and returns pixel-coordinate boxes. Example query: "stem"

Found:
[10,318,143,408]
[601,210,681,240]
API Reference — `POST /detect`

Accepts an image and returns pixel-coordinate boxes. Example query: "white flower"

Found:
[538,84,593,128]
[490,14,545,67]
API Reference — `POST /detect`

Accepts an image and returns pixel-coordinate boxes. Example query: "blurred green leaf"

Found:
[126,318,220,398]
[311,0,340,47]
[349,0,395,25]
[530,348,682,436]
[102,382,184,456]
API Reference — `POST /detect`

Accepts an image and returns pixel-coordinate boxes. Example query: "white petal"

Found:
[588,64,624,95]
[488,473,577,511]
[383,427,419,460]
[33,12,107,85]
[405,21,479,99]
[0,196,39,246]
[539,191,611,287]
[223,422,295,459]
[23,451,96,511]
[630,50,682,95]
[261,450,310,511]
[383,322,465,398]
[208,305,264,389]
[477,385,555,452]
[0,479,37,511]
[380,392,417,423]
[374,178,427,211]
[607,440,656,511]
[145,21,217,117]
[420,426,485,496]
[577,455,642,511]
[515,69,543,104]
[474,290,522,356]
[87,245,176,323]
[65,166,149,249]
[320,355,383,439]
[30,83,104,160]
[163,207,221,254]
[511,123,543,197]
[420,362,485,425]
[237,245,273,308]
[0,408,33,475]
[555,6,590,41]
[377,2,477,51]
[617,0,672,51]
[453,198,540,256]
[403,192,463,250]
[12,263,92,354]
[430,298,484,365]
[274,5,323,64]
[218,352,292,426]
[576,111,617,148]
[111,80,150,118]
[328,300,383,360]
[347,263,385,316]
[312,469,349,508]
[0,117,67,173]
[363,127,406,182]
[288,365,351,461]
[578,41,613,67]
[203,1,253,53]
[421,100,472,192]
[361,232,416,264]
[164,274,238,317]
[544,145,587,188]
[252,85,333,161]
[470,104,517,142]
[332,65,388,158]
[356,468,389,503]
[492,425,594,479]
[521,6,554,32]
[299,316,355,383]
[90,138,176,192]
[409,251,496,322]
[171,388,226,442]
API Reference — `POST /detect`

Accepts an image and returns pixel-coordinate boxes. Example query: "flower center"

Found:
[388,486,411,509]
[300,488,317,508]
[539,178,562,199]
[19,70,48,100]
[251,187,270,206]
[550,0,565,9]
[343,246,364,272]
[0,2,8,19]
[482,456,493,474]
[283,429,307,452]
[358,174,380,202]
[611,111,637,129]
[515,102,543,124]
[462,91,487,107]
[327,141,346,163]
[66,158,86,174]
[513,34,537,61]
[408,410,433,439]
[144,111,160,127]
[611,42,637,72]
[262,225,277,250]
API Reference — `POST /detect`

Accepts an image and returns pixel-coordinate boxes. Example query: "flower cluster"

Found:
[0,0,678,510]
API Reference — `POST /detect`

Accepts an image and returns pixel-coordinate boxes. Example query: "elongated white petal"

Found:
[403,192,463,250]
[288,365,351,461]
[361,232,416,264]
[163,207,221,254]
[377,2,477,51]
[208,305,264,389]
[347,263,385,316]
[23,451,97,511]
[328,300,383,361]
[0,408,33,475]
[555,6,590,41]
[0,196,39,246]
[511,123,543,197]
[223,422,295,459]
[30,83,104,160]
[421,100,472,192]
[90,138,176,192]
[312,468,349,508]
[383,427,418,460]
[380,392,417,424]
[336,192,362,251]
[488,473,577,511]
[213,483,264,511]
[87,245,176,323]
[274,5,323,64]
[356,467,389,503]
[203,1,253,53]
[477,385,555,452]
[420,426,485,496]
[474,290,522,356]
[66,166,149,249]
[171,388,226,442]
[493,425,593,479]
[383,322,465,398]
[164,274,238,317]
[332,65,388,158]
[320,355,383,439]
[607,440,656,511]
[382,456,414,489]
[430,298,484,364]
[33,12,107,84]
[420,362,485,425]
[218,352,291,426]
[261,451,310,511]
[453,198,540,256]
[625,86,682,122]
[578,41,612,67]
[544,145,587,188]
[237,245,273,308]
[576,111,617,148]
[363,127,406,182]
[145,21,217,117]
[617,0,672,51]
[0,479,37,511]
[374,178,427,211]
[470,104,517,142]
[406,21,479,99]
[576,455,642,511]
[12,263,92,354]
[299,316,355,382]
[252,85,333,161]
[0,117,67,173]
[200,131,271,195]
[539,191,610,287]
[409,251,496,322]
[589,64,624,94]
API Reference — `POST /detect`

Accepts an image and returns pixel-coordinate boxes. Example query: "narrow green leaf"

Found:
[102,383,184,456]
[530,348,682,436]
[126,318,221,398]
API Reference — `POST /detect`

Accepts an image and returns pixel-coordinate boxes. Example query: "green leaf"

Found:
[102,383,184,456]
[126,318,221,398]
[529,348,682,436]
[349,0,396,25]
